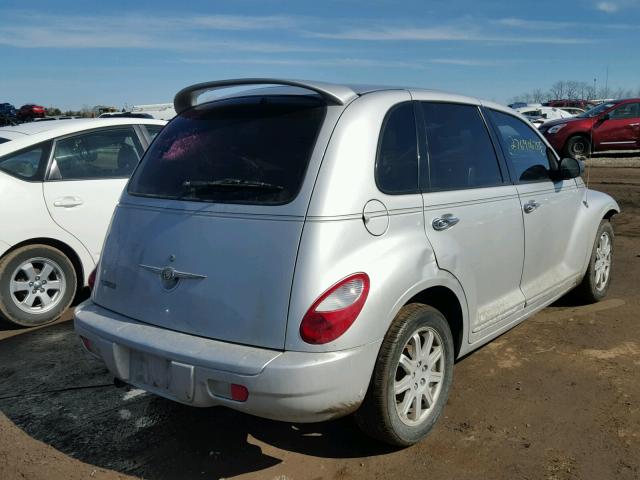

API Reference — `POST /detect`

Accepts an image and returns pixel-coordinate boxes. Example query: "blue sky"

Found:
[1,0,639,110]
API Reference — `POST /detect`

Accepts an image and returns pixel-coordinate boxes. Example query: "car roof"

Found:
[192,79,515,115]
[0,118,163,136]
[0,118,166,156]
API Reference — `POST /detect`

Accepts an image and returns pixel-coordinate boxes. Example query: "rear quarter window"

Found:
[128,95,327,205]
[0,141,51,181]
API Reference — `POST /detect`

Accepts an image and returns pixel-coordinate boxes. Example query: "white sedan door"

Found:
[42,126,144,261]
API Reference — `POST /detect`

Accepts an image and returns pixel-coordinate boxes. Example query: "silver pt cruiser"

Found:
[75,78,619,445]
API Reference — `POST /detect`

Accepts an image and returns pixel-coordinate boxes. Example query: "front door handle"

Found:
[523,200,540,214]
[629,123,640,127]
[53,196,84,208]
[432,213,460,231]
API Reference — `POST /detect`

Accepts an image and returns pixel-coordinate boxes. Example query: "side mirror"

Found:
[600,113,610,121]
[555,157,584,180]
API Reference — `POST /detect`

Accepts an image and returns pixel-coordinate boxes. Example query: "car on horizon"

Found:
[74,78,619,447]
[0,103,17,126]
[16,104,46,122]
[516,105,574,128]
[0,117,165,327]
[540,98,640,158]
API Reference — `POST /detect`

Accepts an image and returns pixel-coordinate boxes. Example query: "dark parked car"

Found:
[541,99,640,158]
[16,104,46,122]
[0,103,17,126]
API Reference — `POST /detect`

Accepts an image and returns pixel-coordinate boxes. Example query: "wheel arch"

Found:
[405,286,465,359]
[603,208,618,221]
[1,237,86,296]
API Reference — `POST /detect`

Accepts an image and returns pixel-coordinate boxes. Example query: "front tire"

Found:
[574,220,614,303]
[0,244,77,327]
[355,304,454,446]
[564,135,591,159]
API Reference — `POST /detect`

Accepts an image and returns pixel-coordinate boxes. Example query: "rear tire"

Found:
[574,220,614,303]
[564,135,591,159]
[0,244,77,327]
[355,304,454,446]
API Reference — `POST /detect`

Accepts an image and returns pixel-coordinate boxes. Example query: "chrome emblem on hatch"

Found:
[139,263,206,290]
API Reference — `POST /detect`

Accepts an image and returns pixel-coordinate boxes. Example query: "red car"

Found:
[16,104,46,122]
[541,99,640,158]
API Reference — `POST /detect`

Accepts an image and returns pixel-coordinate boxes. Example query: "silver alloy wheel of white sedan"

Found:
[394,327,445,426]
[10,257,66,314]
[594,231,612,291]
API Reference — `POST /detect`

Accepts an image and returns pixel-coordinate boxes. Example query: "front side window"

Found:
[421,102,503,191]
[375,102,419,194]
[129,95,326,205]
[51,127,142,180]
[0,142,48,180]
[488,109,552,183]
[608,103,640,120]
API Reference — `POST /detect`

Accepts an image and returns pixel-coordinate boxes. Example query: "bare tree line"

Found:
[512,80,640,103]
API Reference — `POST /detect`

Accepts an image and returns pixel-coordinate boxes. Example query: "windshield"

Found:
[577,102,616,118]
[128,95,326,205]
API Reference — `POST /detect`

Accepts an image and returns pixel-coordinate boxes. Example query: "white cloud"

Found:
[181,57,508,69]
[597,1,620,12]
[308,26,595,45]
[594,0,640,12]
[0,12,313,51]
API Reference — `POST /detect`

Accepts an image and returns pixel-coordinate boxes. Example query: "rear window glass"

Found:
[128,95,327,205]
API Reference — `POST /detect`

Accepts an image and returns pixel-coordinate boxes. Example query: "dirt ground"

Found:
[1,167,639,480]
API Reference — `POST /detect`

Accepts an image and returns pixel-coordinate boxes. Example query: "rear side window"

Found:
[375,102,419,194]
[129,95,326,205]
[51,127,143,180]
[0,138,10,144]
[144,125,163,141]
[0,142,49,180]
[421,102,502,191]
[609,102,640,119]
[488,109,551,183]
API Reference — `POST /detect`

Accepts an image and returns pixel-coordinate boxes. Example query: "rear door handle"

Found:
[523,200,540,214]
[432,213,460,231]
[53,196,84,208]
[630,123,640,127]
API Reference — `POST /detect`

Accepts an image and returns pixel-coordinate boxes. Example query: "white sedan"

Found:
[516,106,575,128]
[0,118,165,326]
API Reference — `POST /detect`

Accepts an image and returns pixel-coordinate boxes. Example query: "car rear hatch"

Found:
[92,92,341,350]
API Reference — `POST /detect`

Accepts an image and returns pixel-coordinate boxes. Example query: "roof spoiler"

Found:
[173,78,358,114]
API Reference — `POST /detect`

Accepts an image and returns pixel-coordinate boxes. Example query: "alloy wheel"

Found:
[394,327,446,426]
[9,257,67,314]
[594,232,612,291]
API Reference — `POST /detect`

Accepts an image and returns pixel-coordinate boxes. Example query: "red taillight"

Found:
[230,384,249,402]
[300,273,370,344]
[88,268,97,290]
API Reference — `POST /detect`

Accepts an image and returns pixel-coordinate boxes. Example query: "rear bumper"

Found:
[74,301,380,422]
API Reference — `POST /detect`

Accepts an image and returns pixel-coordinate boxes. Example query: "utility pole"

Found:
[593,77,597,99]
[605,65,609,96]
